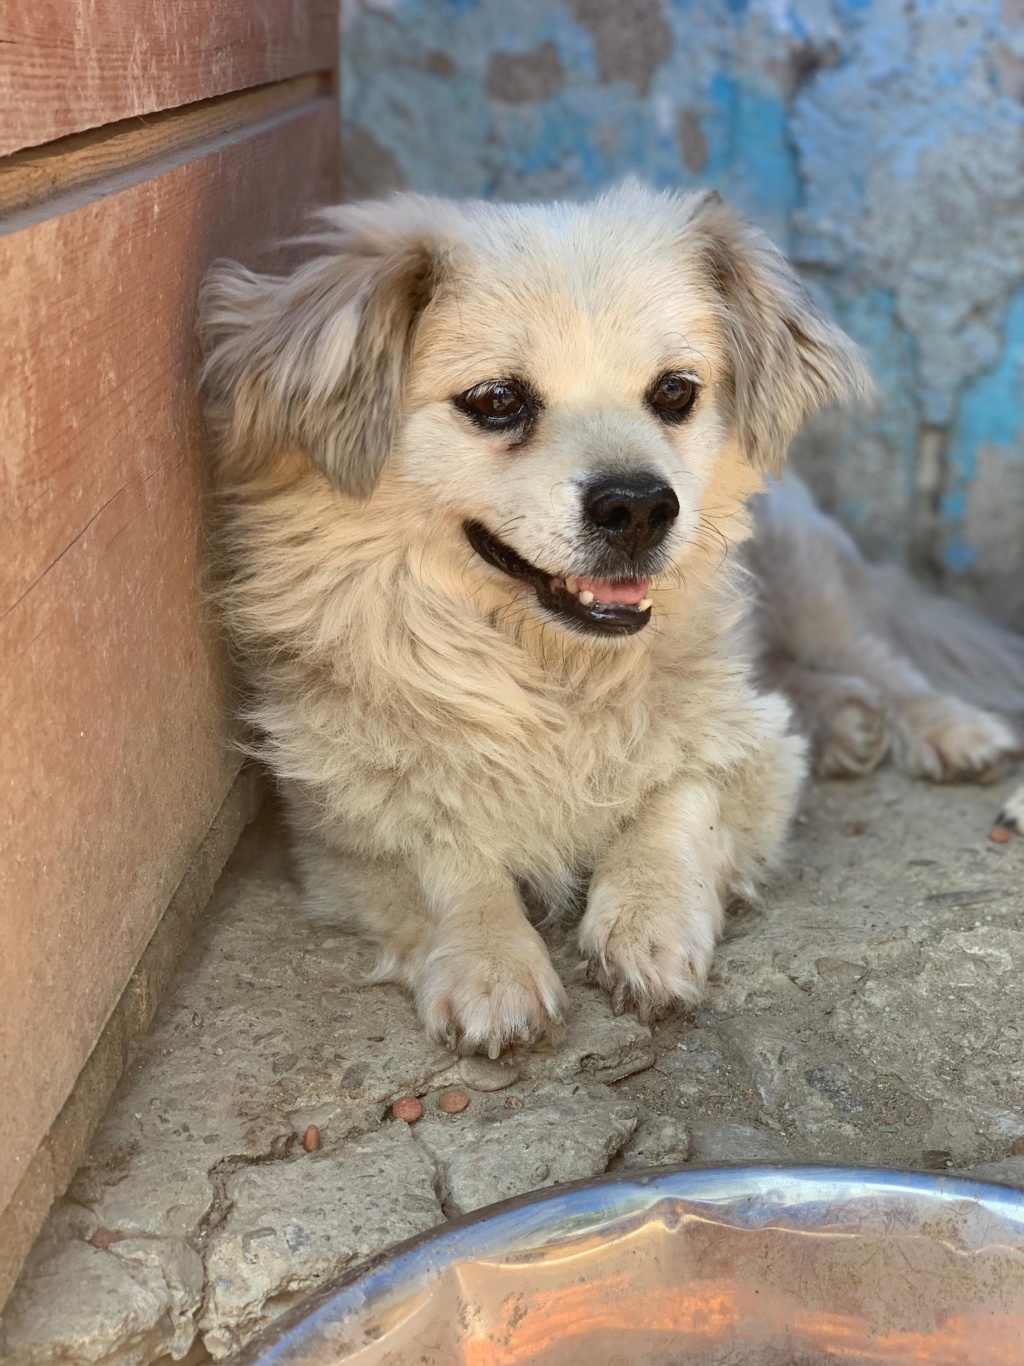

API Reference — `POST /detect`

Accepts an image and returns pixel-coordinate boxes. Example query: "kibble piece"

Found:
[439,1089,469,1114]
[392,1095,424,1123]
[504,1095,524,1109]
[302,1124,322,1152]
[989,825,1012,844]
[89,1227,123,1250]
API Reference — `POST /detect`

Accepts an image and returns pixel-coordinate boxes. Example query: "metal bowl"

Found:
[236,1166,1024,1365]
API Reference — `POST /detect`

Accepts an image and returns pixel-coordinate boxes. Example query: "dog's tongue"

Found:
[576,576,650,606]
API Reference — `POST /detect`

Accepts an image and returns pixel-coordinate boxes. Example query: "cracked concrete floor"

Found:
[4,769,1024,1364]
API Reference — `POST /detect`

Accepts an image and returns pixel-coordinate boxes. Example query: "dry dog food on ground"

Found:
[302,1124,322,1152]
[439,1089,469,1114]
[989,825,1012,844]
[89,1228,123,1250]
[392,1095,424,1123]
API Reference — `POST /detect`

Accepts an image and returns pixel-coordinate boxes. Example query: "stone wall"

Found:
[342,0,1024,623]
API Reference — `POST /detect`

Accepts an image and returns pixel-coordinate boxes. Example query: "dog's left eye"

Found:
[454,380,534,432]
[648,372,699,424]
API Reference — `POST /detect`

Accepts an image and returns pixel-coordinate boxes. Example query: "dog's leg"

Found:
[579,726,805,1020]
[999,785,1024,833]
[291,836,435,970]
[291,825,566,1055]
[752,476,1014,781]
[411,864,568,1057]
[765,662,890,778]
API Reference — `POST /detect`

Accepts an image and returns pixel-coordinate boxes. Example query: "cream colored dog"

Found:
[200,185,1019,1057]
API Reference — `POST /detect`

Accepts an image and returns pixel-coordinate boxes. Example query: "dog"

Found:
[199,185,1021,1057]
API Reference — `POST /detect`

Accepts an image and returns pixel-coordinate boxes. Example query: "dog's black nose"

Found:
[582,475,680,557]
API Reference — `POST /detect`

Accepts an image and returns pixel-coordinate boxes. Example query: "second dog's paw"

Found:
[998,784,1024,832]
[578,883,719,1023]
[414,924,567,1058]
[891,694,1015,783]
[816,684,890,778]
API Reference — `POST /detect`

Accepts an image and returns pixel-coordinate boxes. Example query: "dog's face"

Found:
[399,222,729,636]
[201,187,868,641]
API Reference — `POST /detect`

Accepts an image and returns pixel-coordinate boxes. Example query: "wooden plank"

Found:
[0,767,265,1310]
[0,0,337,157]
[0,74,328,221]
[0,100,339,1220]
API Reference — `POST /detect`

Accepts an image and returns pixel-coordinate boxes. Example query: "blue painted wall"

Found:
[342,0,1024,620]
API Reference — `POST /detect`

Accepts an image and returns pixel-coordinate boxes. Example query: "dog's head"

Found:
[200,186,869,640]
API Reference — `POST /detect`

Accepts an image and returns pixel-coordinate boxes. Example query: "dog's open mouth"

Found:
[464,521,653,636]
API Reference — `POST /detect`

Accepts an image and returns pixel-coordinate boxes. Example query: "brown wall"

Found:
[0,0,337,155]
[0,1,339,1293]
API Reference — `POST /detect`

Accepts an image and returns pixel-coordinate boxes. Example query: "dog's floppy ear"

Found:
[686,190,871,472]
[199,199,442,498]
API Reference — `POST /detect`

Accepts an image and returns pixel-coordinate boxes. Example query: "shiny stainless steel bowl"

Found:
[236,1166,1024,1365]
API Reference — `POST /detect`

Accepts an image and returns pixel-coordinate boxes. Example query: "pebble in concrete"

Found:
[458,1054,521,1091]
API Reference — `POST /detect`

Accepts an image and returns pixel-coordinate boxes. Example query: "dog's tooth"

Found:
[638,598,653,611]
[578,589,595,605]
[565,576,579,595]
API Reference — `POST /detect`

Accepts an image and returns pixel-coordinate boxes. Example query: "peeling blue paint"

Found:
[703,76,798,242]
[943,540,980,574]
[940,284,1024,575]
[949,286,1024,460]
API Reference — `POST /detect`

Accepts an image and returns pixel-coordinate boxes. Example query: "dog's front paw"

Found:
[415,923,567,1058]
[816,682,890,778]
[891,694,1015,782]
[999,784,1024,832]
[578,882,719,1023]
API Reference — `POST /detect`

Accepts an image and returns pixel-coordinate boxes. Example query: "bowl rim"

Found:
[230,1161,1024,1364]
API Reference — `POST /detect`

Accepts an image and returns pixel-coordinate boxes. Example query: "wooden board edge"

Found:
[0,764,267,1311]
[0,77,336,236]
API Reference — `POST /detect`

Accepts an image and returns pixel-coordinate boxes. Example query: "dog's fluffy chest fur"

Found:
[232,479,772,893]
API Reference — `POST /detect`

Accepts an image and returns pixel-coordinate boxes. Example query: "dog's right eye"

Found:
[453,380,535,432]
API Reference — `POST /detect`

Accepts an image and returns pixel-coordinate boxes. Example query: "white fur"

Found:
[199,185,1018,1054]
[1001,785,1024,832]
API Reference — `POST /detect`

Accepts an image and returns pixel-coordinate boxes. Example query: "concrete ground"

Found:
[4,769,1024,1364]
